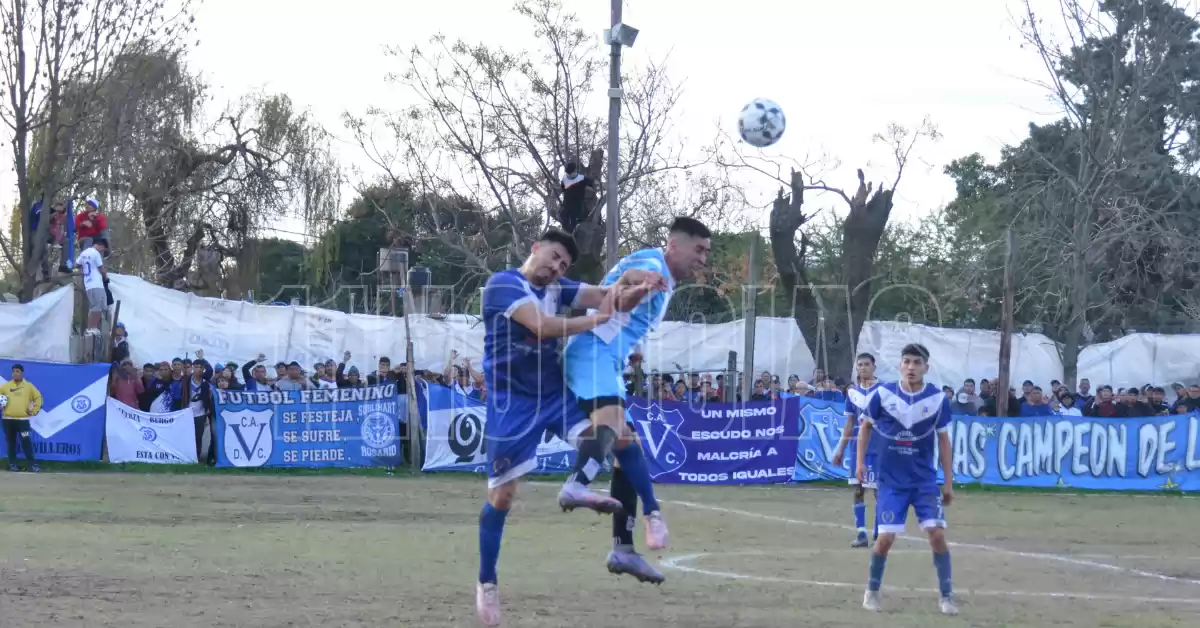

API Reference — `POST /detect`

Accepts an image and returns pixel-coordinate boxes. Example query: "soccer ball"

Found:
[0,394,7,409]
[738,98,786,148]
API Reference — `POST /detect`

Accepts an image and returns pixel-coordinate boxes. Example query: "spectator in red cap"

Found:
[75,199,108,250]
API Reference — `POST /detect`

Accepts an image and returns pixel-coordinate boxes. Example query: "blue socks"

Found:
[853,501,866,534]
[868,552,887,591]
[933,551,953,596]
[613,442,660,515]
[478,503,509,584]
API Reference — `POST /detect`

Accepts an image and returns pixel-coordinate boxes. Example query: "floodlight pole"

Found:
[604,0,623,271]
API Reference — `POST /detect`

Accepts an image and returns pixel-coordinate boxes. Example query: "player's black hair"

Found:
[538,228,580,262]
[1032,386,1043,393]
[10,363,23,373]
[1098,384,1113,392]
[379,356,391,364]
[1022,379,1034,386]
[564,161,578,175]
[964,378,975,385]
[855,352,876,364]
[668,216,712,239]
[899,343,930,362]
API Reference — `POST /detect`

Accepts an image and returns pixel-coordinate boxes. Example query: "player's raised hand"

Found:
[942,483,954,506]
[612,280,656,312]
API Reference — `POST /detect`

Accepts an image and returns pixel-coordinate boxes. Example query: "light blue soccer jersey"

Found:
[862,382,952,489]
[564,248,675,399]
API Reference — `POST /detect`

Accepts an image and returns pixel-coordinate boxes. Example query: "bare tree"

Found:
[720,118,939,375]
[0,0,196,301]
[347,0,732,283]
[953,0,1200,387]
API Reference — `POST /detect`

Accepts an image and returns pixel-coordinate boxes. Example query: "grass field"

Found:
[0,472,1197,627]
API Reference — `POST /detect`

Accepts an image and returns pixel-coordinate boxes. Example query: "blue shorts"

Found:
[563,338,625,401]
[848,452,878,488]
[485,389,590,488]
[876,484,946,535]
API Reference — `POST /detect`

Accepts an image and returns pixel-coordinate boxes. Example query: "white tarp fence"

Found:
[105,399,198,464]
[106,274,1199,388]
[0,286,73,363]
[106,275,816,378]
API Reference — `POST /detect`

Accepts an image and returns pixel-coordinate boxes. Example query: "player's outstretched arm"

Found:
[832,413,857,466]
[509,301,612,339]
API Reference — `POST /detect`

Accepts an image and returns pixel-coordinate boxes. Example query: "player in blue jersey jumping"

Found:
[475,229,664,627]
[832,352,882,547]
[559,217,712,556]
[856,343,958,615]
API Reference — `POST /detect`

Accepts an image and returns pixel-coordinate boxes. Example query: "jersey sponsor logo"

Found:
[633,405,686,478]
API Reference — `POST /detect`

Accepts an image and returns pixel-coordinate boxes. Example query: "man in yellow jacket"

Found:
[0,363,42,472]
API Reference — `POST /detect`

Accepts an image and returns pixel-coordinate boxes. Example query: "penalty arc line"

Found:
[658,552,1200,606]
[661,498,1200,586]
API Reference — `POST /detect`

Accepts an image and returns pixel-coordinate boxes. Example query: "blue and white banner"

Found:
[213,386,406,468]
[627,397,802,484]
[793,397,1200,491]
[418,384,576,474]
[0,359,107,461]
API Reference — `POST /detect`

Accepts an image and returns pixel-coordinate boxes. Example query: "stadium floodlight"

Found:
[603,23,639,47]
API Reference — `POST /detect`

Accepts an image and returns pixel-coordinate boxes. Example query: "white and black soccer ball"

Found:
[0,394,7,409]
[738,98,786,148]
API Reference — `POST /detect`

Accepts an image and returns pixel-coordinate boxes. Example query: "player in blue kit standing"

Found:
[832,352,882,547]
[475,229,660,627]
[856,343,958,615]
[559,217,712,554]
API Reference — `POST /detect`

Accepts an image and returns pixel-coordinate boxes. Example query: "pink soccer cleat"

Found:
[476,582,501,627]
[643,511,669,550]
[557,481,624,514]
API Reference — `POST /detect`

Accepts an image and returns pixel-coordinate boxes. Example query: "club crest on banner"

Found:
[222,408,274,467]
[360,411,396,449]
[71,395,91,413]
[140,426,157,442]
[448,410,486,463]
[631,403,686,478]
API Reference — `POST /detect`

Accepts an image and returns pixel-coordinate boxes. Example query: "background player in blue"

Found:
[856,343,958,615]
[832,352,882,547]
[560,217,712,554]
[475,229,658,627]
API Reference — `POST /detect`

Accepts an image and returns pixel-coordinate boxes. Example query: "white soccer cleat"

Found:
[938,595,959,616]
[862,590,882,612]
[476,582,501,627]
[643,510,669,550]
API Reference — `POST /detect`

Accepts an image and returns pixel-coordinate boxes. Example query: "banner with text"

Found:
[792,397,1200,491]
[214,386,405,468]
[0,359,107,461]
[418,384,577,474]
[105,399,198,464]
[626,397,801,484]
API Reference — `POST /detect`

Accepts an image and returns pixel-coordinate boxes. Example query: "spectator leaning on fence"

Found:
[74,199,108,249]
[0,364,42,472]
[275,361,311,391]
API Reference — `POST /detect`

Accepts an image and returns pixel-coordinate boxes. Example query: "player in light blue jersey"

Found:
[832,352,882,547]
[857,343,958,615]
[474,229,660,627]
[559,217,712,554]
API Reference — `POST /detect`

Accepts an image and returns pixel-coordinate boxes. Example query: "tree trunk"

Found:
[838,170,894,378]
[565,148,606,284]
[768,170,822,370]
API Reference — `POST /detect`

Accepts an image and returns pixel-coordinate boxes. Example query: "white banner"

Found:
[0,286,74,363]
[421,385,574,472]
[105,399,198,464]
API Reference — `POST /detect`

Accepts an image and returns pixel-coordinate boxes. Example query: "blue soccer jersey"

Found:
[564,248,674,400]
[862,382,952,489]
[481,269,583,398]
[845,381,883,485]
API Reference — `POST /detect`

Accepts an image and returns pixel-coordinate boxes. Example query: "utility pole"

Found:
[742,234,758,401]
[604,0,623,271]
[997,228,1017,417]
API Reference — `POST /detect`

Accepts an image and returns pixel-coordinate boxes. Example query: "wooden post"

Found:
[741,234,758,401]
[997,229,1017,417]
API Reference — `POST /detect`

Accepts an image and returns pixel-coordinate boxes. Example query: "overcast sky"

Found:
[3,0,1071,241]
